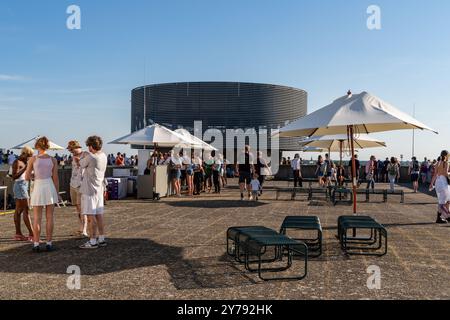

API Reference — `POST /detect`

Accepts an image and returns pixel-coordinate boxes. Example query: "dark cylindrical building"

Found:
[131,82,307,151]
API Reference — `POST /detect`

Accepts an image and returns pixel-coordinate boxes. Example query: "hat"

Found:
[67,140,82,151]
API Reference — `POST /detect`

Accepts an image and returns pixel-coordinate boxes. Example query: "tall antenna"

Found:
[143,58,147,127]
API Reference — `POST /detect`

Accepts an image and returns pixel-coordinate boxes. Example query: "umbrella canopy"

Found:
[11,136,64,151]
[278,91,438,138]
[109,124,193,148]
[174,129,218,151]
[298,134,386,151]
[277,91,437,214]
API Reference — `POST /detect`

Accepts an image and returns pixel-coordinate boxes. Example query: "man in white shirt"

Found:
[67,140,88,238]
[291,154,303,188]
[78,136,108,249]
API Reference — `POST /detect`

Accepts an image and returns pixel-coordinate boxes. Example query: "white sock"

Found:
[33,242,39,247]
[98,235,105,242]
[47,241,52,246]
[90,238,97,245]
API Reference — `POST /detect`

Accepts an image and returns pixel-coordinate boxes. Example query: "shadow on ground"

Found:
[0,238,256,290]
[165,200,268,208]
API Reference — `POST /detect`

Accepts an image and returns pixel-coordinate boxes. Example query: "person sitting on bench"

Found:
[336,164,346,187]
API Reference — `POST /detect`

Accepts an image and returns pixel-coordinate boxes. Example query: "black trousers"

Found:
[258,175,266,188]
[213,171,221,193]
[194,172,203,194]
[293,170,303,188]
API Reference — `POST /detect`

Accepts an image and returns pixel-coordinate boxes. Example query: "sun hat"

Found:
[67,140,82,151]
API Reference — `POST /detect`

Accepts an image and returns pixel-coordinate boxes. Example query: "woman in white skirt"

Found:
[429,150,450,224]
[25,137,60,252]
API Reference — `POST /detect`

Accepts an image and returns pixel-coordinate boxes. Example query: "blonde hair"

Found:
[21,146,34,158]
[35,136,50,151]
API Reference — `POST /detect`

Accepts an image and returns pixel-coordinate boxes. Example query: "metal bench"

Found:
[290,187,312,201]
[227,226,278,263]
[384,190,405,203]
[355,189,404,203]
[243,233,308,281]
[227,226,308,281]
[338,216,388,256]
[280,216,322,257]
[331,187,353,206]
[308,187,329,201]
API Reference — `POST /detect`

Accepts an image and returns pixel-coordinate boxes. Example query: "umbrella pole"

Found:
[339,140,343,166]
[348,125,357,214]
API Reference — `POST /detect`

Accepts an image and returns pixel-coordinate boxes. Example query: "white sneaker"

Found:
[249,195,253,201]
[79,241,98,249]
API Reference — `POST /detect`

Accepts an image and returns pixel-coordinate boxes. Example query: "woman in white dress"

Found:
[25,137,60,252]
[429,150,450,224]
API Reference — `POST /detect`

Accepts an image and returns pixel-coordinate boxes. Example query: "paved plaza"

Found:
[0,180,449,300]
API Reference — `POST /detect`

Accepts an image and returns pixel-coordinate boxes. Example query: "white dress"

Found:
[30,157,59,206]
[435,175,450,205]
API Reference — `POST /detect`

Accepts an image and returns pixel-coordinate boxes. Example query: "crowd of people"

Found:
[144,150,230,197]
[306,152,449,224]
[9,136,108,252]
[292,153,441,194]
[6,140,450,250]
[142,146,272,201]
[2,149,139,169]
[107,153,138,167]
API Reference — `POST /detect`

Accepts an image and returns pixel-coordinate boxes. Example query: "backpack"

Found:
[412,161,420,172]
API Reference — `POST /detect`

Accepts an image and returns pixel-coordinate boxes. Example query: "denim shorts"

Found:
[170,169,181,180]
[13,180,29,200]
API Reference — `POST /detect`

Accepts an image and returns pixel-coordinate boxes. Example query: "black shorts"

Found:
[411,173,419,182]
[239,171,251,184]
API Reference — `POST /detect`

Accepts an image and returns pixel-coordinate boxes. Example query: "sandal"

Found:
[14,234,27,241]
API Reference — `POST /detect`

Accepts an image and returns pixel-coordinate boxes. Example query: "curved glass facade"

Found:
[131,82,307,151]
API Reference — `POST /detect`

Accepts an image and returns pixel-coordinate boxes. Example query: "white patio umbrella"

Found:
[174,129,218,151]
[298,134,386,164]
[278,91,438,213]
[11,136,64,151]
[109,124,193,148]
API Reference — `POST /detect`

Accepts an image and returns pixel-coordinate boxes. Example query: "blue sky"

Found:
[0,0,449,160]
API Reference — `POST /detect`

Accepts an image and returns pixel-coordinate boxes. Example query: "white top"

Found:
[168,156,183,166]
[250,179,261,191]
[8,154,16,165]
[70,160,82,189]
[16,170,26,181]
[79,152,107,196]
[291,158,301,170]
[181,156,191,169]
[182,156,191,164]
[192,157,202,170]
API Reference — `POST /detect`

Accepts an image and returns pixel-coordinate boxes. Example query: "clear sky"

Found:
[0,0,449,161]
